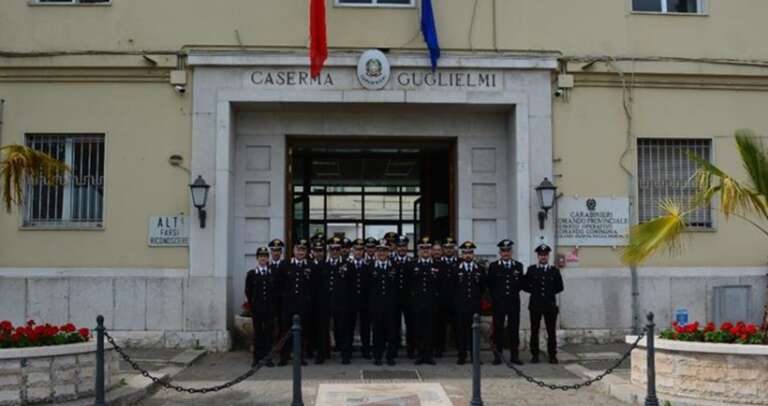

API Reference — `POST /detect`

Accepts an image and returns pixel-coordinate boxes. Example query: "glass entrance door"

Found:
[288,139,453,252]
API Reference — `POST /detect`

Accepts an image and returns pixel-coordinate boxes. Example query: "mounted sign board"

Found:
[148,215,189,247]
[557,197,630,246]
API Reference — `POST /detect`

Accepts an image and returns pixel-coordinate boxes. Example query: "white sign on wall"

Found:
[148,215,189,247]
[557,197,630,246]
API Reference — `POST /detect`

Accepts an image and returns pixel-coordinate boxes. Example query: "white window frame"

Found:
[335,0,416,9]
[630,0,707,15]
[22,133,106,230]
[29,0,112,6]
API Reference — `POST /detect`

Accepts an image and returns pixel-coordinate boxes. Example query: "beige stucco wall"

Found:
[0,79,190,268]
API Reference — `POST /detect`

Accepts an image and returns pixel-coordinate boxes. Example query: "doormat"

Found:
[361,370,422,381]
[315,383,452,406]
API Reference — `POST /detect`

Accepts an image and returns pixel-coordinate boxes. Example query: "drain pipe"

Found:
[0,99,5,145]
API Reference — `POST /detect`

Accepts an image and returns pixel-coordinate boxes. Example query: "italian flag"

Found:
[309,0,328,79]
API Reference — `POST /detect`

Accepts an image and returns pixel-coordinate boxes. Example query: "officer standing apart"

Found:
[453,241,484,365]
[348,238,372,360]
[488,239,526,365]
[315,236,353,364]
[407,237,439,365]
[278,239,312,366]
[525,243,564,364]
[245,247,276,367]
[369,241,399,366]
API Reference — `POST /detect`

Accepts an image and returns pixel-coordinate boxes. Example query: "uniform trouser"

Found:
[317,308,351,359]
[412,305,434,359]
[493,308,521,357]
[454,310,476,357]
[252,312,274,361]
[371,308,398,361]
[348,305,371,355]
[434,303,452,354]
[529,307,558,358]
[280,307,306,361]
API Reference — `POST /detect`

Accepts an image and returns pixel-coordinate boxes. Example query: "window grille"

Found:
[637,138,712,229]
[24,134,105,228]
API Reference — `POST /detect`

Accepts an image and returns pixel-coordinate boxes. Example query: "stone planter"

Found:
[628,336,768,405]
[233,315,253,350]
[0,341,119,405]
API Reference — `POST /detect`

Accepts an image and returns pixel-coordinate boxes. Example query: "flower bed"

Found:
[629,322,768,405]
[0,321,118,405]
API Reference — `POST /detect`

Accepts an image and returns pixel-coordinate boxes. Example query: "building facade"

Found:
[0,0,766,350]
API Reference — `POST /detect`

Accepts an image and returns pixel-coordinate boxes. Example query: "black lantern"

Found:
[189,175,210,228]
[535,177,557,230]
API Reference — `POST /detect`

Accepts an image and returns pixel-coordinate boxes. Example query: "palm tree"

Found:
[621,129,768,337]
[0,144,68,212]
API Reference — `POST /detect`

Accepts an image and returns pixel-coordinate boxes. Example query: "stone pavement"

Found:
[135,348,633,406]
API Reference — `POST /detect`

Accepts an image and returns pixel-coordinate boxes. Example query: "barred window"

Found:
[637,139,712,229]
[24,134,105,228]
[632,0,703,14]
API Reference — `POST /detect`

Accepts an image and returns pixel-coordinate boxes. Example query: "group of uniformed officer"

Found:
[244,232,564,368]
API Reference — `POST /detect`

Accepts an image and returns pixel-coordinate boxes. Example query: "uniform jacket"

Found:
[487,259,526,313]
[392,255,412,303]
[524,264,564,311]
[368,260,399,312]
[280,259,313,312]
[437,257,459,307]
[406,258,440,309]
[453,260,485,313]
[349,257,371,308]
[245,265,275,314]
[315,257,352,311]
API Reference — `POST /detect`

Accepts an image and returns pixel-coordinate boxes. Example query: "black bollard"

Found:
[291,315,304,406]
[470,313,484,406]
[94,315,106,406]
[644,312,659,406]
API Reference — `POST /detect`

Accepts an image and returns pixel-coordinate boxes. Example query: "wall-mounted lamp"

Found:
[535,177,557,230]
[189,175,210,228]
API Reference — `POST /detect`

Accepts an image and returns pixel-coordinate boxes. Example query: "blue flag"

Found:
[421,0,441,71]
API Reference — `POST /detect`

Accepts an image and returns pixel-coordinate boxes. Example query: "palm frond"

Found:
[689,151,765,220]
[0,144,69,212]
[734,129,768,219]
[621,200,689,265]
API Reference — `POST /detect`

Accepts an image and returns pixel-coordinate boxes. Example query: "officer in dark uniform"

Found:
[392,235,415,359]
[453,241,485,365]
[369,241,399,366]
[348,238,372,359]
[406,237,439,365]
[487,239,526,365]
[278,239,312,366]
[434,238,458,358]
[268,239,286,339]
[364,237,378,263]
[245,247,276,367]
[315,236,353,364]
[525,243,564,364]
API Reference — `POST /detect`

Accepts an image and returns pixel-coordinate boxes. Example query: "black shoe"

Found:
[265,360,275,368]
[314,357,325,365]
[374,359,383,366]
[457,357,466,365]
[386,358,396,366]
[531,355,540,364]
[549,357,559,365]
[492,355,502,365]
[301,359,308,366]
[362,351,372,360]
[342,357,351,365]
[415,358,424,365]
[278,359,288,367]
[425,357,436,365]
[510,357,524,366]
[435,351,443,359]
[407,350,416,360]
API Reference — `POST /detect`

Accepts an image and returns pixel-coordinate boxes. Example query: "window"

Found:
[24,134,105,228]
[637,139,712,229]
[632,0,703,14]
[336,0,414,7]
[32,0,110,5]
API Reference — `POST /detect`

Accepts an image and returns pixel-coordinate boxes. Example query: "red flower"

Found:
[0,321,12,332]
[745,324,758,335]
[61,323,76,333]
[78,328,90,339]
[704,322,716,332]
[730,326,742,336]
[720,322,733,332]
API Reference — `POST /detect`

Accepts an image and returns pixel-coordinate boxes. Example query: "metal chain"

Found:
[104,329,291,394]
[494,329,647,392]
